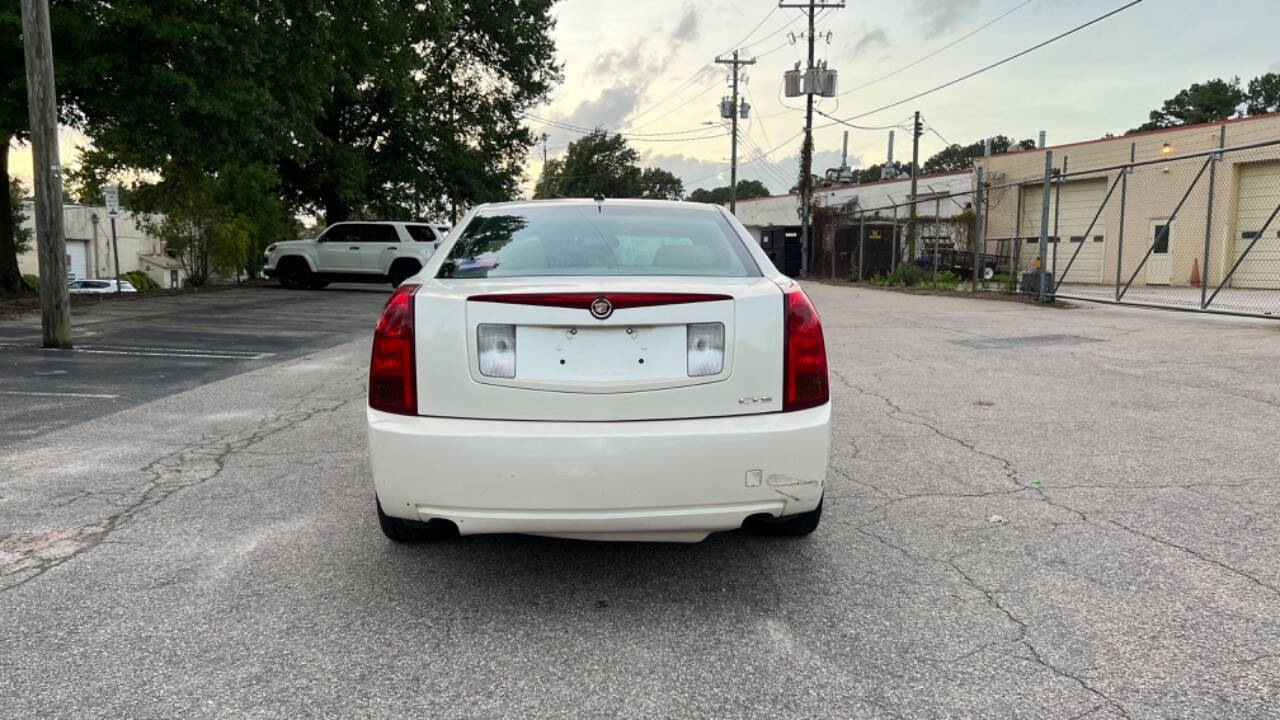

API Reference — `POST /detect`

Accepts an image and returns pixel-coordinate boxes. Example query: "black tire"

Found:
[747,495,823,537]
[388,261,421,288]
[277,258,311,289]
[376,499,456,542]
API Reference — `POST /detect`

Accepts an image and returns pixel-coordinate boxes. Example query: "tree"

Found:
[1246,73,1280,116]
[638,167,684,200]
[274,1,560,223]
[1129,77,1246,133]
[533,130,684,200]
[8,178,32,255]
[922,136,1037,174]
[687,180,771,204]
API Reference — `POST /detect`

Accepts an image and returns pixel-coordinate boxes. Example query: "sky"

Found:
[527,0,1279,196]
[10,0,1278,201]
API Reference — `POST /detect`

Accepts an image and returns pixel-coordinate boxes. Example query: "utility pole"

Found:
[20,0,71,348]
[780,0,843,275]
[908,111,922,261]
[715,50,755,215]
[541,133,549,165]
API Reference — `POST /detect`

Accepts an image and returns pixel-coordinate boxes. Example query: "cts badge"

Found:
[590,296,613,320]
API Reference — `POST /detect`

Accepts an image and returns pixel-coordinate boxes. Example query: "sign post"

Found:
[104,186,122,294]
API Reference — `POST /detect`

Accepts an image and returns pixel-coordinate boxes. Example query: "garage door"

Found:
[65,240,88,281]
[1021,179,1107,284]
[1231,162,1280,290]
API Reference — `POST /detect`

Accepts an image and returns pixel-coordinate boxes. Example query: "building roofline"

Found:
[980,112,1280,160]
[737,169,972,204]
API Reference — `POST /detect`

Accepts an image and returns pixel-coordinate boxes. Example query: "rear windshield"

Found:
[436,205,759,279]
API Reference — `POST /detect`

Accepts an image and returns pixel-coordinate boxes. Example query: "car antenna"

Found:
[593,193,605,213]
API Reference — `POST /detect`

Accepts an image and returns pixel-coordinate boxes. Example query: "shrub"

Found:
[121,270,160,290]
[22,274,40,292]
[933,270,961,291]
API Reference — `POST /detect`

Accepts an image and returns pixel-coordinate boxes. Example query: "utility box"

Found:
[783,68,802,98]
[1020,271,1055,297]
[804,68,838,97]
[720,97,734,119]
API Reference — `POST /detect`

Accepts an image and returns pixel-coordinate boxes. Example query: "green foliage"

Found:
[137,164,279,286]
[533,130,684,200]
[23,274,39,292]
[687,180,772,204]
[922,136,1036,174]
[870,265,965,292]
[8,178,30,254]
[1136,77,1245,131]
[120,270,159,290]
[1246,73,1280,116]
[933,270,961,291]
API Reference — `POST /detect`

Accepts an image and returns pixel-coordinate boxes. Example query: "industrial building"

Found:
[975,112,1280,290]
[16,201,187,288]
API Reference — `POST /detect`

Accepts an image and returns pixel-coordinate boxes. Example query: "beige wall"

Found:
[17,203,185,286]
[976,114,1280,288]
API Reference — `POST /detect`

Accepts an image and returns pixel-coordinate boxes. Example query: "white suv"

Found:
[264,221,450,289]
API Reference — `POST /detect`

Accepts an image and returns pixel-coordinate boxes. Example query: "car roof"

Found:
[476,198,718,214]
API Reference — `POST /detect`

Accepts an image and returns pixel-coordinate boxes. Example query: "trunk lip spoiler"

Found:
[467,292,732,311]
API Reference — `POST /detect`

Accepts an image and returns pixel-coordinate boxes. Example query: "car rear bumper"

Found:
[367,404,831,542]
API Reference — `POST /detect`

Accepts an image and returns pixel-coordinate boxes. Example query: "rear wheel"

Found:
[746,495,822,537]
[277,259,311,289]
[376,499,457,542]
[982,265,996,282]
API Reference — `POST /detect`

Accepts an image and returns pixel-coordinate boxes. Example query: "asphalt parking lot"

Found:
[2,283,1278,718]
[0,285,390,447]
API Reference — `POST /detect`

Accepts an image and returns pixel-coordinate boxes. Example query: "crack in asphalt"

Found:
[0,385,364,593]
[948,560,1134,719]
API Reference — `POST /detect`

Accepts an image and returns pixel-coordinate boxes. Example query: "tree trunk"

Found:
[0,138,29,295]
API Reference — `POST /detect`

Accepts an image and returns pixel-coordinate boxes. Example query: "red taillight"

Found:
[783,284,828,412]
[369,284,419,415]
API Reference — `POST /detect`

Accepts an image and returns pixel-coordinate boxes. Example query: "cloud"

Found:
[913,0,980,39]
[850,28,889,59]
[642,147,861,196]
[673,6,699,44]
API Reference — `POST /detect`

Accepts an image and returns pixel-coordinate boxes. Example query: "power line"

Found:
[812,108,913,132]
[521,112,724,140]
[838,0,1034,97]
[685,129,805,187]
[818,0,1145,127]
[625,82,722,133]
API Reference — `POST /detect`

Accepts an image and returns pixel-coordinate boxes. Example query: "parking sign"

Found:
[104,186,120,218]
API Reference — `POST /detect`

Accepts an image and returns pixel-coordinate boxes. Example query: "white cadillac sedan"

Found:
[366,198,831,543]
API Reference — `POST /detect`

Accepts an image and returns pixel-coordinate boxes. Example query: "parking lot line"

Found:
[0,390,121,400]
[0,342,275,361]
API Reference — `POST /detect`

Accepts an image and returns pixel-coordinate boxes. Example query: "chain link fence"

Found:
[818,136,1280,319]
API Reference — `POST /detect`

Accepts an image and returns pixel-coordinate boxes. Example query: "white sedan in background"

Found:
[68,279,136,294]
[366,199,831,543]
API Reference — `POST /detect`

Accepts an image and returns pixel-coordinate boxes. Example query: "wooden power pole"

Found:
[908,111,922,261]
[20,0,72,348]
[715,50,755,215]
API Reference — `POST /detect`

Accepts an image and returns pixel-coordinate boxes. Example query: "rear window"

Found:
[437,205,758,279]
[406,225,437,243]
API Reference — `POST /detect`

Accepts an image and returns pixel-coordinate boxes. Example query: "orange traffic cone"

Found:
[1189,258,1201,288]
